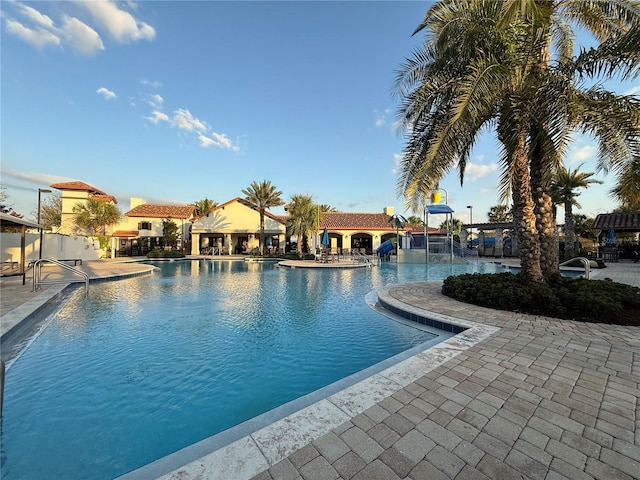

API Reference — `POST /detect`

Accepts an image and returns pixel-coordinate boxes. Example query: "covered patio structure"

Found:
[593,212,640,262]
[0,213,43,285]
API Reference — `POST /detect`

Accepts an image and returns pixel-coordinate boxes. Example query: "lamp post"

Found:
[466,205,473,247]
[37,188,52,259]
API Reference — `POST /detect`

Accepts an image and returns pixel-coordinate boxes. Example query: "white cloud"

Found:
[624,85,640,96]
[74,0,155,43]
[199,132,239,151]
[145,110,169,124]
[4,19,61,49]
[3,1,154,55]
[17,3,54,29]
[62,15,104,55]
[569,145,596,163]
[96,87,116,100]
[148,94,163,108]
[172,109,208,133]
[392,153,402,174]
[374,108,390,128]
[140,79,162,88]
[464,161,498,181]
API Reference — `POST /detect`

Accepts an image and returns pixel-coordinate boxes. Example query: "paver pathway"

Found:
[245,282,639,480]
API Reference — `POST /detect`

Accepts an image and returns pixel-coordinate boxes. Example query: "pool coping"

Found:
[119,284,499,480]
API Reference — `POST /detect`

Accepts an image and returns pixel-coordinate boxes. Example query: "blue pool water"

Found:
[1,260,501,480]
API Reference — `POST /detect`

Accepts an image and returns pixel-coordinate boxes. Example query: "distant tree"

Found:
[72,199,122,235]
[1,186,13,214]
[551,164,602,260]
[609,158,640,210]
[406,215,424,226]
[487,205,513,223]
[439,218,462,235]
[286,194,316,256]
[318,204,338,213]
[37,193,62,230]
[573,214,599,250]
[162,219,180,248]
[192,198,217,216]
[242,180,284,255]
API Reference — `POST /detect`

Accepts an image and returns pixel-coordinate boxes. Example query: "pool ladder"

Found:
[560,257,591,280]
[32,259,89,296]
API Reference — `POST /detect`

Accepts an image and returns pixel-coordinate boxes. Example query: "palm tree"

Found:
[609,158,640,210]
[242,180,284,255]
[286,194,317,256]
[395,0,639,282]
[487,204,513,223]
[72,199,122,236]
[396,0,545,281]
[192,198,217,216]
[552,164,602,260]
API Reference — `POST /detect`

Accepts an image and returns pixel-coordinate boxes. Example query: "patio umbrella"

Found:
[605,227,617,245]
[321,227,329,246]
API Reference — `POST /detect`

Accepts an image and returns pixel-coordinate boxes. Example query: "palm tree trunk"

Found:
[512,129,544,283]
[530,152,560,280]
[259,212,265,256]
[564,200,575,260]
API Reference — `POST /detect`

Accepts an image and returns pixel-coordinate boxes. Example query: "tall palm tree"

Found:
[396,0,546,281]
[395,0,639,282]
[552,164,602,260]
[242,180,284,255]
[286,194,317,256]
[72,199,122,236]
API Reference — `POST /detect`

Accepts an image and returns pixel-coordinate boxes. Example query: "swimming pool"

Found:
[1,260,501,480]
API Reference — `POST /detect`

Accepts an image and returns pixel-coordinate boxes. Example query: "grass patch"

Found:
[442,273,640,326]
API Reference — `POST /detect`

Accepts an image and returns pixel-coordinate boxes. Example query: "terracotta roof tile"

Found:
[321,212,396,231]
[593,212,640,231]
[50,181,118,204]
[126,204,196,219]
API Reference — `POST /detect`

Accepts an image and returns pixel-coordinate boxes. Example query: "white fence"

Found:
[1,233,104,264]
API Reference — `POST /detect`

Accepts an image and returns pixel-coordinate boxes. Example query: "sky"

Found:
[1,1,638,227]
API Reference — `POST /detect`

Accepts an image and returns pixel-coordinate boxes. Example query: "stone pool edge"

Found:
[128,284,499,480]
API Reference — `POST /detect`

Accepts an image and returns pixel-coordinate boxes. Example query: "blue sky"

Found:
[1,1,637,226]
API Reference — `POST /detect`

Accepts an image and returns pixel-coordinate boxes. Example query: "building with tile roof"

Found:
[47,180,450,258]
[51,181,119,235]
[113,198,197,255]
[191,197,287,255]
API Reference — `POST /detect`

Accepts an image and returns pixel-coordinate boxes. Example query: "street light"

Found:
[38,188,52,259]
[466,205,473,246]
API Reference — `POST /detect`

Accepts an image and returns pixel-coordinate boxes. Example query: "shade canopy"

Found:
[426,204,454,215]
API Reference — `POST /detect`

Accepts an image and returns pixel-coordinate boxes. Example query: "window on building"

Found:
[138,222,152,230]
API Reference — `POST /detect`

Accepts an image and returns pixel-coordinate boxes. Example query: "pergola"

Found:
[0,212,43,284]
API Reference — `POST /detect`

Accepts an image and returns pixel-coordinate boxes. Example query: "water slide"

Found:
[376,238,396,256]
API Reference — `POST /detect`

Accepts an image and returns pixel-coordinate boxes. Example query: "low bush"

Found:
[146,250,186,259]
[442,273,640,326]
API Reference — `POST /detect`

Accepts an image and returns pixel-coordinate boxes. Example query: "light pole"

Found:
[38,188,52,259]
[466,205,473,247]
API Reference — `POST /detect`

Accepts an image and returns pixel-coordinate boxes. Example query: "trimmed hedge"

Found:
[146,250,186,259]
[442,273,640,325]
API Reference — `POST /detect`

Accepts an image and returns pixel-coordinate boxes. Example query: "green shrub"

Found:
[442,273,640,325]
[146,249,185,259]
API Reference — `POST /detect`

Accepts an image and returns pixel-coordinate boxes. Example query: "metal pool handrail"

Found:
[32,259,89,296]
[560,257,591,280]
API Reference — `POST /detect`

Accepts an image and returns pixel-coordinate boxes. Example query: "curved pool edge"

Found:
[119,283,500,480]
